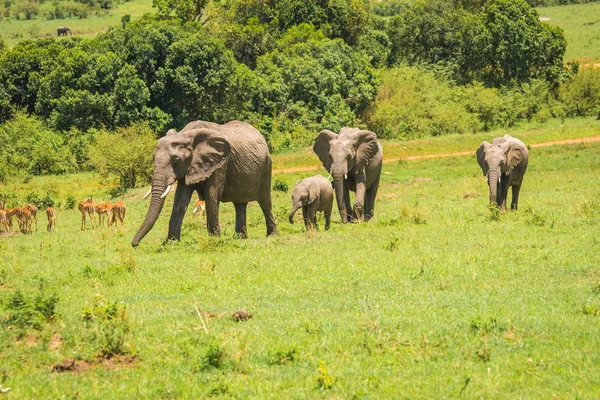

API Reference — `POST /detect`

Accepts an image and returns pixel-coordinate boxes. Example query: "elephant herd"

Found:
[131,120,529,247]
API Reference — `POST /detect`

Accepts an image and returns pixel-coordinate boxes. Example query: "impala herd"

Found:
[0,198,127,234]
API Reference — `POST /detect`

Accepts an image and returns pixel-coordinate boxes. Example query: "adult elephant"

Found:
[57,26,72,36]
[476,134,529,210]
[132,121,278,247]
[313,128,383,223]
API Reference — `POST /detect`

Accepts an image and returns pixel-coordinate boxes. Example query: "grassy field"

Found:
[537,2,600,62]
[1,119,600,398]
[0,0,153,48]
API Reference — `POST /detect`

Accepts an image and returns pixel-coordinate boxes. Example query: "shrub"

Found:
[2,289,59,330]
[559,69,600,117]
[82,296,131,357]
[272,179,289,193]
[88,123,156,190]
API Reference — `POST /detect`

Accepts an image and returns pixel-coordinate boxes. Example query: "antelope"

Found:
[25,203,38,231]
[46,207,56,232]
[78,198,95,230]
[21,208,32,234]
[111,201,126,227]
[95,202,114,227]
[6,206,23,231]
[0,209,8,232]
[192,199,205,221]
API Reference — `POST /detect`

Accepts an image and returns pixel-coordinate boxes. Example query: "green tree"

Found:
[153,0,208,21]
[88,123,156,189]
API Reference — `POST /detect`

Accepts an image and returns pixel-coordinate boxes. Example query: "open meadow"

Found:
[536,2,600,62]
[1,118,599,398]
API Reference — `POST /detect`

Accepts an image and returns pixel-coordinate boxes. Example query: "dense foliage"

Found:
[0,0,599,184]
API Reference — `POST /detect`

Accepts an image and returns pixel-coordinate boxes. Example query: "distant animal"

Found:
[46,207,56,232]
[25,203,38,231]
[111,201,126,227]
[313,128,383,223]
[288,175,334,231]
[78,198,95,230]
[21,208,32,234]
[95,202,114,227]
[192,199,205,221]
[476,134,529,210]
[0,209,8,232]
[57,26,72,36]
[7,206,23,231]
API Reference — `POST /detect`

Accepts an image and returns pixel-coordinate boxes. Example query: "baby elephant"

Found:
[476,134,529,210]
[288,175,334,231]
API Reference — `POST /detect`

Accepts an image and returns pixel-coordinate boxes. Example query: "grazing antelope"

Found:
[95,202,114,227]
[111,201,126,227]
[192,199,205,221]
[78,198,95,230]
[25,203,38,231]
[46,207,56,232]
[6,206,23,231]
[21,208,32,234]
[0,209,8,232]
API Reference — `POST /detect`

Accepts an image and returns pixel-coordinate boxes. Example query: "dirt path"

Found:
[272,135,600,174]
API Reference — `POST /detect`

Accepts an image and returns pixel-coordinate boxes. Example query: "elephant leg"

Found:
[499,177,510,210]
[353,171,367,222]
[308,204,319,231]
[302,207,310,230]
[511,182,522,210]
[167,183,193,241]
[324,203,332,231]
[234,202,248,238]
[257,189,278,236]
[343,181,353,223]
[365,173,381,221]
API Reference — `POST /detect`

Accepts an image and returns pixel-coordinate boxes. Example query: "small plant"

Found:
[582,302,600,316]
[2,289,58,330]
[82,296,131,357]
[470,316,501,335]
[272,179,289,193]
[65,195,77,210]
[196,335,225,371]
[0,268,7,286]
[384,237,399,251]
[268,347,298,365]
[316,361,334,390]
[487,204,502,222]
[475,343,491,362]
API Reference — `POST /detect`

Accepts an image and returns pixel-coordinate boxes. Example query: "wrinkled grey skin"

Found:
[57,26,72,36]
[313,128,383,223]
[132,121,278,247]
[476,134,529,210]
[288,175,334,231]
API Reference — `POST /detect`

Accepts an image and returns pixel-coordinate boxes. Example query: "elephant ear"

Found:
[185,129,231,185]
[308,181,319,204]
[313,130,337,172]
[352,130,379,173]
[502,140,527,176]
[476,141,491,176]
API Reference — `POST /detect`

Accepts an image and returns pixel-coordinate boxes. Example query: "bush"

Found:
[0,113,76,183]
[2,289,58,330]
[365,66,480,139]
[82,295,131,357]
[88,123,156,190]
[559,69,600,117]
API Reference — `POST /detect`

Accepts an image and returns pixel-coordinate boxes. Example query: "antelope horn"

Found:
[143,187,152,199]
[160,185,172,199]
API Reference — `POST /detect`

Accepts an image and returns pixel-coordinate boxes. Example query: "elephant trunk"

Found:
[488,170,499,206]
[132,181,167,247]
[332,165,347,223]
[288,202,302,224]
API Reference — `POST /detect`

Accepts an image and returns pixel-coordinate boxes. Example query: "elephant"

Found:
[476,134,529,210]
[132,120,278,247]
[313,128,383,223]
[57,26,72,36]
[288,175,334,231]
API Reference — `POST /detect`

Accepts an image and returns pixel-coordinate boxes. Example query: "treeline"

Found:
[1,0,126,21]
[0,0,600,187]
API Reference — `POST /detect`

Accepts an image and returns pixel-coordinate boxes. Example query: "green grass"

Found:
[537,2,600,61]
[0,0,153,48]
[1,119,600,397]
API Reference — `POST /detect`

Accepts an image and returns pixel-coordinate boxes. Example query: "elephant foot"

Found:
[267,228,280,237]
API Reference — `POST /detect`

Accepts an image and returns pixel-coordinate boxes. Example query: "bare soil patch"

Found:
[51,355,139,373]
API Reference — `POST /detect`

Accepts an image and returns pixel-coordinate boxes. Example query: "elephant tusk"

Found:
[499,176,501,183]
[143,187,152,199]
[160,185,172,199]
[345,174,347,180]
